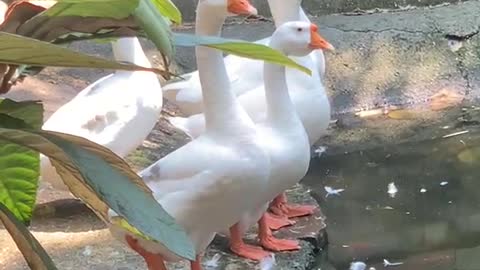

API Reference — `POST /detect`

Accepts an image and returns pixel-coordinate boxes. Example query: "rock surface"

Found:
[172,0,468,21]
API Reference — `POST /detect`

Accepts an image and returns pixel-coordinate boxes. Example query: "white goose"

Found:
[226,21,334,261]
[168,0,333,221]
[41,37,163,191]
[107,0,269,269]
[163,0,325,116]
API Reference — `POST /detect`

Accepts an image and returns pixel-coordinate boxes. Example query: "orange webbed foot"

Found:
[125,235,167,270]
[229,223,272,261]
[269,193,317,218]
[263,212,295,230]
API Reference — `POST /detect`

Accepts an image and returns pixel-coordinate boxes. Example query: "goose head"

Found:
[270,21,334,57]
[198,0,258,16]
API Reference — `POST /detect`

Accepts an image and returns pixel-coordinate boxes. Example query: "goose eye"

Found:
[297,28,303,32]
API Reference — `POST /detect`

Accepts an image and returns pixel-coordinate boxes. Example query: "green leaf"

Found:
[0,99,42,224]
[50,0,181,24]
[45,0,139,19]
[0,203,58,270]
[173,33,311,75]
[0,99,43,129]
[0,127,195,260]
[42,0,175,60]
[133,0,174,58]
[151,0,182,24]
[0,32,164,73]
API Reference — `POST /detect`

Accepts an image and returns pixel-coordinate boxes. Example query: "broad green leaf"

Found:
[0,126,195,260]
[0,203,58,270]
[0,100,42,224]
[0,32,164,73]
[110,216,152,241]
[45,0,138,19]
[173,33,311,75]
[0,99,43,129]
[132,0,174,58]
[42,0,174,59]
[151,0,181,24]
[50,0,181,24]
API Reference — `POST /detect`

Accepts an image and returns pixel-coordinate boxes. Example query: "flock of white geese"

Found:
[39,0,334,269]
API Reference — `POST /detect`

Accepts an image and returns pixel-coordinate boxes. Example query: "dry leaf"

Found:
[429,89,464,111]
[387,109,418,120]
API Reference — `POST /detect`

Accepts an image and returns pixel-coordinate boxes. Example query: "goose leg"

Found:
[125,235,167,270]
[229,223,271,261]
[269,192,316,218]
[258,214,300,252]
[263,212,295,231]
[190,255,202,270]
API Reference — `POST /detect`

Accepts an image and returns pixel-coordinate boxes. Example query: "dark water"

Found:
[303,127,480,270]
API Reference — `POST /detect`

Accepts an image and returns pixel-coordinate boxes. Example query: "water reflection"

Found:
[304,127,480,269]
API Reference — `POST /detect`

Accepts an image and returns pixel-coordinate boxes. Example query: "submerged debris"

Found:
[442,130,469,138]
[324,186,345,198]
[355,108,385,118]
[259,254,276,270]
[314,146,328,157]
[204,253,221,268]
[387,182,398,198]
[350,261,367,270]
[383,259,404,267]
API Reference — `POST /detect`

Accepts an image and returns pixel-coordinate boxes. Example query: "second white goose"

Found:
[226,21,334,261]
[40,37,163,191]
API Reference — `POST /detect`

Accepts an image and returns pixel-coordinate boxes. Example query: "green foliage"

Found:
[0,113,195,259]
[0,32,164,73]
[43,0,175,59]
[151,0,182,24]
[173,33,311,75]
[0,100,42,224]
[45,0,138,19]
[132,0,174,58]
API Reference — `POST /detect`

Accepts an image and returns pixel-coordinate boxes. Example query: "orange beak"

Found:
[309,24,335,51]
[227,0,258,16]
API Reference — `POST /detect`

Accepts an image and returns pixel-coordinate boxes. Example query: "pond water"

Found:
[303,126,480,270]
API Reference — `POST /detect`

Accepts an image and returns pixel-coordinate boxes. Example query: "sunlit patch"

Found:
[457,146,480,164]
